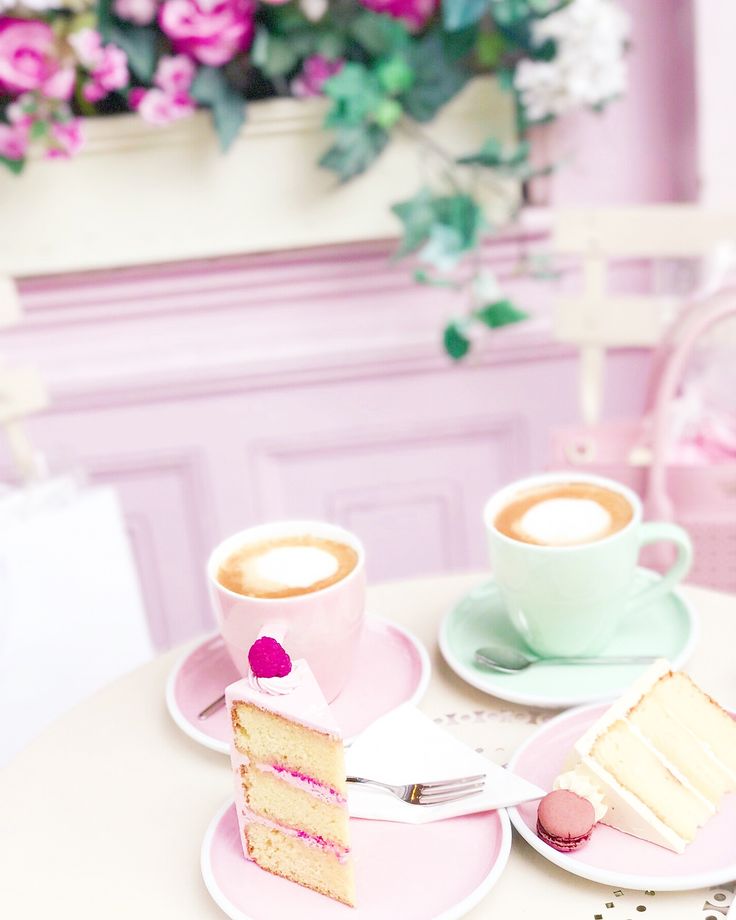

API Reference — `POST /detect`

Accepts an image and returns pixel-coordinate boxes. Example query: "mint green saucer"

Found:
[438,568,698,709]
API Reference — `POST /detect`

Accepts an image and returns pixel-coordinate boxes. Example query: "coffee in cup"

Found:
[217,535,359,599]
[484,473,692,657]
[493,481,634,547]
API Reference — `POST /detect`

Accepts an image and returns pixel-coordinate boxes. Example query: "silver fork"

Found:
[346,772,485,806]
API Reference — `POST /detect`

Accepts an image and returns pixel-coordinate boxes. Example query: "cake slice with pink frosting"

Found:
[226,637,355,906]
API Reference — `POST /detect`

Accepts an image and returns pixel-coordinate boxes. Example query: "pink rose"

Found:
[114,0,159,25]
[129,54,196,125]
[153,53,195,94]
[291,55,344,98]
[0,18,74,99]
[0,121,28,160]
[46,117,84,159]
[131,86,195,125]
[158,0,255,67]
[358,0,438,31]
[69,29,129,103]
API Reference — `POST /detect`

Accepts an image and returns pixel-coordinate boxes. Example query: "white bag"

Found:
[0,478,152,764]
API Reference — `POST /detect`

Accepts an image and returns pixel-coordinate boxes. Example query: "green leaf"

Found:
[392,189,486,262]
[391,187,437,257]
[30,120,48,141]
[191,67,246,152]
[0,154,25,175]
[443,24,479,61]
[414,269,461,288]
[350,11,410,57]
[319,124,389,182]
[314,30,346,60]
[400,32,470,122]
[474,299,528,327]
[475,29,506,66]
[419,223,465,270]
[432,193,486,251]
[457,138,529,169]
[442,0,489,32]
[497,67,514,91]
[323,63,383,129]
[251,29,299,78]
[376,55,414,95]
[372,97,403,129]
[443,322,471,360]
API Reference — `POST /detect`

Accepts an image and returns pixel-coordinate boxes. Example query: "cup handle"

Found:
[627,522,693,611]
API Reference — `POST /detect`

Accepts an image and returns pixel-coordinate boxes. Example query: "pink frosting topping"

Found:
[265,763,346,803]
[248,637,292,678]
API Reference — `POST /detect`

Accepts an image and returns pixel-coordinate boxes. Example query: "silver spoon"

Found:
[474,645,657,674]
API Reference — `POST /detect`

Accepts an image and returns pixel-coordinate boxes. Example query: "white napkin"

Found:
[345,704,544,824]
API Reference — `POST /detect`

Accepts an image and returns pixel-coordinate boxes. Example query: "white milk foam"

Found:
[252,545,339,588]
[519,497,611,546]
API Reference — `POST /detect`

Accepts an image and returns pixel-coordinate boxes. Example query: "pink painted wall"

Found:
[533,0,697,205]
[3,235,651,650]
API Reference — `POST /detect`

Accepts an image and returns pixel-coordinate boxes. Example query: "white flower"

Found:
[514,0,630,122]
[473,270,503,306]
[300,0,328,22]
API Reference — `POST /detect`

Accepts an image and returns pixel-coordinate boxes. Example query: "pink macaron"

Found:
[536,789,596,852]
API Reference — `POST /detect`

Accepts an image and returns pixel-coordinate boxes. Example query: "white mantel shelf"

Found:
[0,78,517,279]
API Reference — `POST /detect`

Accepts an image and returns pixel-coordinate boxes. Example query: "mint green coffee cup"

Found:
[483,472,693,658]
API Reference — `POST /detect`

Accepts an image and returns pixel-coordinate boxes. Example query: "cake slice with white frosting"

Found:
[555,660,736,852]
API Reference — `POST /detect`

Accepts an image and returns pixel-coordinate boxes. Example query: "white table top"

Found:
[2,572,735,920]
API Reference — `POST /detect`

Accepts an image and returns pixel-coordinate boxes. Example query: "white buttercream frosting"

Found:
[253,545,339,589]
[553,768,608,822]
[248,666,301,696]
[519,497,611,545]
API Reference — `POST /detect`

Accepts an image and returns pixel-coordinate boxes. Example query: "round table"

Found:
[2,573,735,920]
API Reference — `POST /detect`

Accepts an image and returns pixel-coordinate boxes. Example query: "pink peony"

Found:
[69,28,129,103]
[46,117,84,158]
[114,0,159,25]
[0,18,74,99]
[358,0,438,31]
[153,53,195,94]
[130,54,196,126]
[158,0,255,67]
[0,121,28,160]
[132,86,195,125]
[291,54,343,98]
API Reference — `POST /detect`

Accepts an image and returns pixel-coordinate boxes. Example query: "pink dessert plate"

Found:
[201,799,511,920]
[166,617,430,753]
[506,703,736,891]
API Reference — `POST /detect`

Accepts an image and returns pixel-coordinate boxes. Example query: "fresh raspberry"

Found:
[248,637,292,678]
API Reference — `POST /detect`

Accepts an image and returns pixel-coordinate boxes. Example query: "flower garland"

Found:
[0,0,629,358]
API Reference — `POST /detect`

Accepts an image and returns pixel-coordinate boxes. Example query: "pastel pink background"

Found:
[0,2,703,652]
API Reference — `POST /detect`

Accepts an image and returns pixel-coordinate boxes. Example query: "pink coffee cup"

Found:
[207,520,366,702]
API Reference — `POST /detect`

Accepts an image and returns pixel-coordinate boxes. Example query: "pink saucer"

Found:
[166,617,430,752]
[201,801,510,920]
[508,703,736,890]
